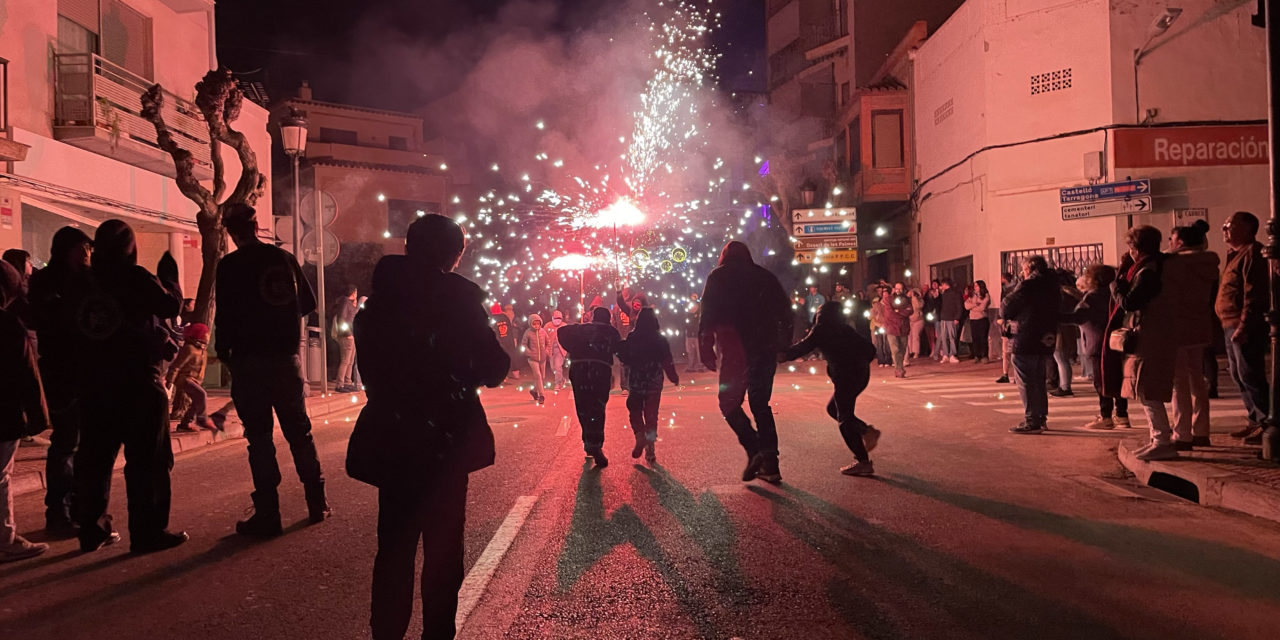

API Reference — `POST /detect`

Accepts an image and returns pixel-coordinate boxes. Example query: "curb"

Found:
[1116,437,1280,525]
[11,391,365,499]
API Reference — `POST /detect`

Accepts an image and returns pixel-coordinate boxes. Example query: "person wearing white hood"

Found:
[522,314,550,404]
[545,309,568,390]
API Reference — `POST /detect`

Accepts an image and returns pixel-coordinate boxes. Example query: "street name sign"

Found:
[794,236,858,251]
[793,222,854,236]
[1061,197,1152,220]
[795,249,859,264]
[1059,179,1151,204]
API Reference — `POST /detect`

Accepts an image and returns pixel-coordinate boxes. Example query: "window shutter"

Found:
[58,0,99,33]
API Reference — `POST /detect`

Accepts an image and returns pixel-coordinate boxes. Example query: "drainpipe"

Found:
[206,8,217,70]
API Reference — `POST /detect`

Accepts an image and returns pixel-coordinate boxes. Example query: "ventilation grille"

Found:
[934,98,954,125]
[1031,68,1072,95]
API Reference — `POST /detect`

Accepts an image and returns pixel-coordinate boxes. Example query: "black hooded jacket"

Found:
[784,302,877,380]
[698,241,792,353]
[559,307,621,389]
[1000,270,1060,355]
[617,308,678,393]
[0,261,48,441]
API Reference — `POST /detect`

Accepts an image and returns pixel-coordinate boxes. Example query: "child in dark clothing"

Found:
[782,301,882,476]
[618,308,679,463]
[558,306,622,468]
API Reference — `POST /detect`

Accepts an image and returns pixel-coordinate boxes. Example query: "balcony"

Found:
[53,53,213,180]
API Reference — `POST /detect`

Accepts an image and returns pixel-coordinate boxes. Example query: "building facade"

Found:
[912,0,1267,291]
[0,0,273,293]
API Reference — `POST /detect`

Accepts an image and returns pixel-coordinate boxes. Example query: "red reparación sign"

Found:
[1114,125,1268,168]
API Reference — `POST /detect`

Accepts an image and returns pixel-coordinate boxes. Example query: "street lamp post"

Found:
[280,108,309,393]
[1261,0,1280,461]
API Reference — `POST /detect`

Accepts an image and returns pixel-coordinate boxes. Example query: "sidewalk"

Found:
[1118,436,1280,525]
[10,387,366,498]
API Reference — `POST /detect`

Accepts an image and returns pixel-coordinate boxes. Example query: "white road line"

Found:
[456,495,539,630]
[938,392,1023,399]
[555,415,570,437]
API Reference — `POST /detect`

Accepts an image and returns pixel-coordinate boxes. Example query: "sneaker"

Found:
[0,536,50,563]
[644,443,656,463]
[537,395,546,405]
[305,482,331,524]
[1173,441,1194,452]
[236,508,283,537]
[528,388,539,402]
[863,426,882,452]
[756,455,782,484]
[1131,441,1156,456]
[631,439,646,459]
[1114,416,1131,428]
[19,435,51,447]
[995,375,1010,384]
[893,370,906,378]
[587,448,609,468]
[1136,442,1179,461]
[1232,424,1264,439]
[131,530,189,555]
[79,528,122,553]
[1049,388,1074,397]
[1244,433,1263,446]
[1083,416,1114,430]
[948,356,960,364]
[1009,422,1045,435]
[741,452,764,481]
[175,422,198,432]
[1192,436,1212,447]
[840,461,875,477]
[209,413,227,431]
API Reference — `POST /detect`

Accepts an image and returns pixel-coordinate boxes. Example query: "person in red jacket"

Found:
[877,288,914,378]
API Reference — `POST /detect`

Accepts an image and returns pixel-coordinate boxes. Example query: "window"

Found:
[386,199,440,239]
[848,117,860,172]
[58,15,99,55]
[319,128,358,145]
[100,0,153,80]
[388,136,408,151]
[870,110,904,169]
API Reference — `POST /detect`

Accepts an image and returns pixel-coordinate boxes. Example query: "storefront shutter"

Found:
[58,0,99,33]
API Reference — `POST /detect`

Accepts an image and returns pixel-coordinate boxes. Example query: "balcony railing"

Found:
[53,53,212,179]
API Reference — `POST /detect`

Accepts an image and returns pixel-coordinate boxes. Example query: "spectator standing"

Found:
[1111,226,1180,460]
[334,286,359,392]
[522,314,550,404]
[1003,256,1060,434]
[1168,221,1220,449]
[908,288,925,360]
[699,241,792,484]
[26,226,93,534]
[1065,265,1129,430]
[965,281,992,363]
[869,292,891,367]
[0,261,50,563]
[617,308,679,463]
[923,280,942,360]
[1050,271,1081,397]
[215,205,329,537]
[1216,211,1271,442]
[937,279,963,363]
[545,309,568,390]
[684,293,704,372]
[805,285,826,325]
[879,289,913,378]
[995,272,1016,383]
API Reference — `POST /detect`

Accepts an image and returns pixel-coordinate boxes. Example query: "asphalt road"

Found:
[3,361,1280,639]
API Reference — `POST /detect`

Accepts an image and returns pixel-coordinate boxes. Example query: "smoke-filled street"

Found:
[5,364,1280,639]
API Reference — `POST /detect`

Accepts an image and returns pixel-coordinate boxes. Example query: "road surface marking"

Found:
[456,495,539,630]
[555,415,570,437]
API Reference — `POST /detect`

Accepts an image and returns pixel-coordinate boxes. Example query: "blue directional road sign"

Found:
[1060,179,1151,204]
[793,222,853,236]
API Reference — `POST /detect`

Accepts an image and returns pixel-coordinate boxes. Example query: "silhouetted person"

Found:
[351,214,509,640]
[1,261,50,563]
[559,306,621,468]
[783,301,881,476]
[72,219,186,553]
[699,241,793,483]
[617,307,678,463]
[215,204,328,537]
[27,226,93,535]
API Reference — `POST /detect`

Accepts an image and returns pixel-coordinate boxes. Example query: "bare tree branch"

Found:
[210,137,226,204]
[140,84,214,212]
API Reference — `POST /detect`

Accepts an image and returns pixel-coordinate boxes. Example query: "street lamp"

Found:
[800,181,817,207]
[280,108,309,393]
[1133,7,1183,122]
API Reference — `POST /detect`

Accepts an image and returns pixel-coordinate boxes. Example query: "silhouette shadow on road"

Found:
[746,484,1130,640]
[879,473,1280,599]
[556,460,728,639]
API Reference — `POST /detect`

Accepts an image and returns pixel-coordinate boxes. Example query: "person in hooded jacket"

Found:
[0,261,50,563]
[1167,221,1220,450]
[351,214,509,640]
[699,241,793,483]
[545,309,568,390]
[490,304,520,381]
[522,313,550,404]
[783,301,882,477]
[71,219,187,553]
[1002,256,1061,434]
[613,290,644,391]
[618,308,679,463]
[559,307,622,468]
[27,226,93,534]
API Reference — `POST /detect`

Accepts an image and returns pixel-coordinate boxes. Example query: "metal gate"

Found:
[1000,243,1104,281]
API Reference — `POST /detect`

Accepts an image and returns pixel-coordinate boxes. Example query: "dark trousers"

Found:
[1225,325,1270,425]
[41,366,80,523]
[873,332,891,365]
[1087,354,1128,418]
[1012,353,1049,427]
[970,318,990,360]
[626,390,662,444]
[229,355,324,512]
[573,384,610,451]
[178,377,208,425]
[74,380,172,541]
[716,336,779,457]
[826,373,870,463]
[371,473,469,640]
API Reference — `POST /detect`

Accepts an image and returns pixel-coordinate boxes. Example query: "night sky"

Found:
[216,0,765,112]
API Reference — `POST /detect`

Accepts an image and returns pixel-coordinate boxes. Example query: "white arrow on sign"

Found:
[1061,196,1152,220]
